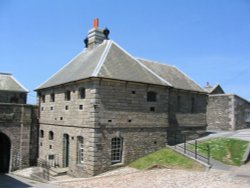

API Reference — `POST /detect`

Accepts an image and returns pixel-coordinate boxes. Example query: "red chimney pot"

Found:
[93,18,99,28]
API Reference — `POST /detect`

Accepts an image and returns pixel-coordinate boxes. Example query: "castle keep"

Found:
[35,20,208,177]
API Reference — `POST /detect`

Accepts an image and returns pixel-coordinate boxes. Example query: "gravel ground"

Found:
[55,168,250,188]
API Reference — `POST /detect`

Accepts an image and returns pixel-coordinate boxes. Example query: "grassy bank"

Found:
[129,148,204,170]
[190,138,249,166]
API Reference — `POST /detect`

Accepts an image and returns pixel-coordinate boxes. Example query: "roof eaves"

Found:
[172,65,204,92]
[91,40,112,77]
[111,41,172,87]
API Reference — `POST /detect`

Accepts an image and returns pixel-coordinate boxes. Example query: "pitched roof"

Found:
[36,40,169,90]
[204,84,224,94]
[36,40,205,92]
[0,73,28,92]
[138,59,204,92]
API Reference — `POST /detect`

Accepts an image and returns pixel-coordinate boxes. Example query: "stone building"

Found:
[35,19,208,177]
[205,83,250,131]
[0,73,38,173]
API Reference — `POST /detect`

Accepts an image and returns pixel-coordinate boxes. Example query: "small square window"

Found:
[65,105,68,110]
[79,105,83,110]
[48,155,54,160]
[50,106,53,110]
[131,91,136,94]
[60,117,63,120]
[41,107,44,111]
[150,107,155,112]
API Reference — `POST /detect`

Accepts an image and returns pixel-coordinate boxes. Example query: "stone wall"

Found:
[207,94,250,131]
[93,80,169,175]
[234,95,250,129]
[0,103,38,172]
[167,89,207,144]
[37,78,169,177]
[0,90,27,104]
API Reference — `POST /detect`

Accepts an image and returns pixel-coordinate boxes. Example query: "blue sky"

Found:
[1,0,250,104]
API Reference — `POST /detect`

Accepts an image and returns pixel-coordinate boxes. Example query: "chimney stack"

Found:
[84,18,109,49]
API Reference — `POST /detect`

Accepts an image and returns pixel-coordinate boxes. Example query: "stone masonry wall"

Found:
[38,79,98,177]
[92,80,169,175]
[37,78,169,177]
[234,95,250,130]
[168,89,207,144]
[207,95,232,131]
[207,94,250,131]
[0,103,38,171]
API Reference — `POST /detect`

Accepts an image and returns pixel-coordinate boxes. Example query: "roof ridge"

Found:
[111,41,172,86]
[92,40,112,76]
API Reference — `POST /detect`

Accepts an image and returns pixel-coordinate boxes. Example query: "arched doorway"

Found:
[0,132,11,173]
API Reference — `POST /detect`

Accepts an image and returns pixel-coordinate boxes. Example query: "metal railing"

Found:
[174,135,210,165]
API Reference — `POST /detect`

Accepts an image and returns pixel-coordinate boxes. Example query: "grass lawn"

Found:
[190,138,249,166]
[129,148,204,170]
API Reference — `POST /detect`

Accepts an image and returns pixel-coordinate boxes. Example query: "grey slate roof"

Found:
[138,59,204,92]
[0,73,28,92]
[36,40,169,90]
[36,40,204,92]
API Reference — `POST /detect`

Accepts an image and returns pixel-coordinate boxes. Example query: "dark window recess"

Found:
[40,142,43,146]
[147,91,157,102]
[49,145,52,149]
[111,137,123,164]
[60,117,63,120]
[49,131,54,140]
[177,96,181,112]
[65,90,71,101]
[108,120,112,122]
[40,130,44,138]
[131,91,136,94]
[41,95,45,103]
[128,119,132,122]
[154,141,157,145]
[48,155,54,160]
[65,105,69,110]
[150,107,155,112]
[79,105,83,110]
[191,97,195,113]
[50,106,53,110]
[50,93,55,102]
[79,88,86,99]
[10,97,19,103]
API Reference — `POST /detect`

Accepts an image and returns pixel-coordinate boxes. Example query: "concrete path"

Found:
[0,174,60,188]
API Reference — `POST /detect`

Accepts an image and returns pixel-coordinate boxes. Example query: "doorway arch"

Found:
[0,132,11,173]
